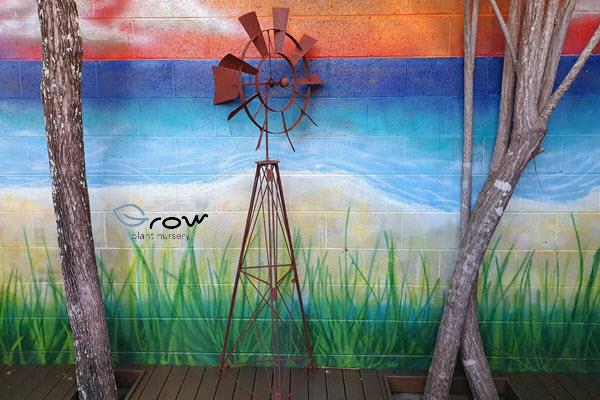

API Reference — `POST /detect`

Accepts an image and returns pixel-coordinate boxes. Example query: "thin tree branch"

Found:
[490,0,521,174]
[542,23,600,119]
[533,0,560,97]
[487,0,518,65]
[538,0,576,108]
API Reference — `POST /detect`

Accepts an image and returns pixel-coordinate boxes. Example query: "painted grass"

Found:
[0,216,599,371]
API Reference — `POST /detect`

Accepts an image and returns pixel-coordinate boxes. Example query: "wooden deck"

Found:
[0,365,599,399]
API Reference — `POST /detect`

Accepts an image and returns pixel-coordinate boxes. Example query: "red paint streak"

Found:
[0,12,598,60]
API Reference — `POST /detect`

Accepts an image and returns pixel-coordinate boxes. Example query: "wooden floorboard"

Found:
[536,374,575,400]
[194,367,220,400]
[232,367,255,400]
[342,369,365,400]
[176,366,206,400]
[1,365,599,400]
[159,366,189,400]
[290,368,308,400]
[253,367,273,400]
[326,369,346,400]
[213,367,238,400]
[27,365,72,400]
[308,368,327,400]
[571,374,600,400]
[45,365,76,400]
[554,374,595,400]
[360,370,387,400]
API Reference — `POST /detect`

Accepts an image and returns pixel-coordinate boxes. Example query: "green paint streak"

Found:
[0,218,599,372]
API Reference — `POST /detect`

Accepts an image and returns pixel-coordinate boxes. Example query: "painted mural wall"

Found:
[1,0,600,371]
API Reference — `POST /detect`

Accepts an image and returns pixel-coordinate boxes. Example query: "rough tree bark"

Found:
[458,1,500,399]
[424,0,600,398]
[37,1,118,399]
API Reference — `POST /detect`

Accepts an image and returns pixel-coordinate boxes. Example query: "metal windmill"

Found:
[212,7,323,400]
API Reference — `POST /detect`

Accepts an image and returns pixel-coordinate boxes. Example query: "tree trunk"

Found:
[37,1,117,399]
[425,0,599,393]
[425,133,544,399]
[459,1,500,398]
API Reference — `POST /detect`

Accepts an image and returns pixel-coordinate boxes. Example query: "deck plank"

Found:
[342,370,365,400]
[0,364,37,393]
[45,366,76,400]
[214,367,239,400]
[326,369,345,400]
[553,374,594,400]
[536,374,575,400]
[11,365,55,400]
[500,373,537,400]
[194,367,221,400]
[290,368,308,400]
[159,366,189,400]
[571,374,600,399]
[138,366,172,400]
[253,367,273,400]
[176,366,206,400]
[27,365,72,400]
[129,366,157,400]
[308,368,326,400]
[233,367,255,400]
[515,373,553,400]
[360,370,387,400]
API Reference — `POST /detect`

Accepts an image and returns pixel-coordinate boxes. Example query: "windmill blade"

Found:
[239,12,269,57]
[272,7,289,53]
[296,74,323,85]
[219,54,258,75]
[212,66,241,105]
[281,111,295,152]
[228,93,259,120]
[290,34,317,65]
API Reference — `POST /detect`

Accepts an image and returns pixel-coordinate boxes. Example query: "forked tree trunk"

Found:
[458,0,499,397]
[37,1,117,399]
[424,0,600,397]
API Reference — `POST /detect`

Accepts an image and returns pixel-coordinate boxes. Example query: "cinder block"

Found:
[0,212,30,247]
[0,62,21,97]
[326,211,401,249]
[252,0,329,17]
[330,0,408,15]
[94,0,171,18]
[369,15,449,57]
[408,0,462,14]
[102,137,177,175]
[405,58,462,96]
[0,99,44,136]
[81,20,135,60]
[173,0,250,17]
[97,60,174,98]
[493,213,559,250]
[557,213,600,251]
[284,174,367,212]
[402,213,459,250]
[173,60,213,97]
[209,17,264,59]
[563,14,600,55]
[138,98,214,136]
[368,97,445,136]
[289,16,370,58]
[133,19,211,59]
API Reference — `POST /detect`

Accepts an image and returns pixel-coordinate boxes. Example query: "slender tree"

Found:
[458,1,500,399]
[424,0,600,398]
[37,1,117,398]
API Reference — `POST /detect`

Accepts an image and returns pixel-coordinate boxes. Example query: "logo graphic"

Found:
[113,203,208,229]
[112,203,148,227]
